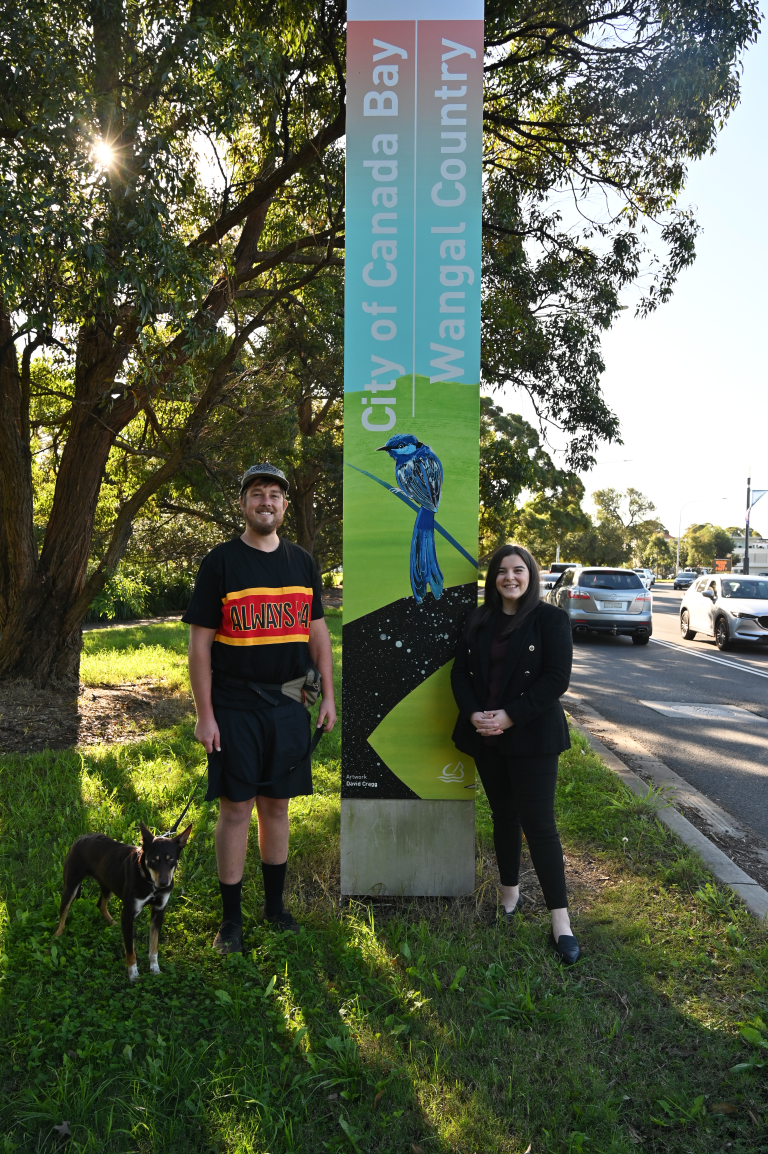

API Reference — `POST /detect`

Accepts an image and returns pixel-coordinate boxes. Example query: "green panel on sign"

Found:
[344,375,480,625]
[367,661,476,800]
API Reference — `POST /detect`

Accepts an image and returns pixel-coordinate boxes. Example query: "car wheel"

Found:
[715,616,732,651]
[680,611,696,641]
[632,634,650,646]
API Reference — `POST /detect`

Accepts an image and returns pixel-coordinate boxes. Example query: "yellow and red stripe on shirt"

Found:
[215,585,313,647]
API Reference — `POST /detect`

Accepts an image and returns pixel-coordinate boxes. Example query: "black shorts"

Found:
[205,701,314,803]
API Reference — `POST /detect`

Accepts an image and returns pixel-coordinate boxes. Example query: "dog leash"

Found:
[161,726,326,838]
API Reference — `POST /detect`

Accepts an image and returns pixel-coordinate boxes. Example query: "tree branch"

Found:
[190,107,346,248]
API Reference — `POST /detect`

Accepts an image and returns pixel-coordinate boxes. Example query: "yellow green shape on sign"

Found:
[367,661,476,800]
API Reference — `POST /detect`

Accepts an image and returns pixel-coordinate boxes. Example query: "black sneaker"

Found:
[213,920,243,956]
[263,909,300,933]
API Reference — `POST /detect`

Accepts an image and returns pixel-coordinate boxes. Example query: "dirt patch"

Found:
[673,803,768,891]
[78,682,194,746]
[0,679,194,755]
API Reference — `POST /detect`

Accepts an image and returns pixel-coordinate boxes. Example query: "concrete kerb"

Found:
[567,714,768,922]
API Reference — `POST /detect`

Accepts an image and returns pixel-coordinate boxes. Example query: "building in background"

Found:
[730,534,768,573]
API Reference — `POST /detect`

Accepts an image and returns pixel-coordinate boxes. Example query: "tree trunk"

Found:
[289,464,322,558]
[0,312,39,634]
[0,319,137,685]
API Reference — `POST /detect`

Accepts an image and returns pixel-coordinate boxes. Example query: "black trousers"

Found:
[475,748,568,910]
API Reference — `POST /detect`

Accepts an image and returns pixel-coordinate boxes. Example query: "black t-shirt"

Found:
[182,537,324,709]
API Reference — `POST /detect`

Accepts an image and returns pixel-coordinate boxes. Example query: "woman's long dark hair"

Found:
[466,544,541,641]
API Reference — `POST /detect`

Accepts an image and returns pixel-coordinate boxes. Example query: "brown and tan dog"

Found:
[55,822,192,981]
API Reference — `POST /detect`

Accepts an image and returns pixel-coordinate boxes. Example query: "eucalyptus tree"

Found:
[481,0,759,468]
[0,0,346,683]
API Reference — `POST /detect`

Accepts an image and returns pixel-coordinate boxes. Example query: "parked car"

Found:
[539,570,560,596]
[680,575,768,650]
[673,572,697,591]
[546,566,652,644]
[539,564,577,597]
[632,567,655,589]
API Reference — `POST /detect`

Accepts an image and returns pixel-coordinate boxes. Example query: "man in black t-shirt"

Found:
[183,463,336,953]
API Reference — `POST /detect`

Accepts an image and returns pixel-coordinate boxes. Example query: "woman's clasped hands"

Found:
[470,709,513,736]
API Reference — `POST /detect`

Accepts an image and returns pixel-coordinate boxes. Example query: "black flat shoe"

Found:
[551,932,580,965]
[497,896,523,922]
[213,920,244,956]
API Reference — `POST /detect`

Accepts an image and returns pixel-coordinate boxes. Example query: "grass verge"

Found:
[80,623,193,690]
[1,611,767,1152]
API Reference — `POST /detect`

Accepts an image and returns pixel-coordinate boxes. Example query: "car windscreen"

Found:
[577,572,644,590]
[720,580,768,600]
[676,573,694,579]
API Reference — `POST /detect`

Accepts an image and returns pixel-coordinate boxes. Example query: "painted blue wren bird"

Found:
[376,434,444,603]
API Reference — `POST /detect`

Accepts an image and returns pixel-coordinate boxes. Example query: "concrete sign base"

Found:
[340,799,476,896]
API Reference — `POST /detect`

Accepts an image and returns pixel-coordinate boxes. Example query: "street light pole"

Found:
[745,470,751,576]
[676,501,697,573]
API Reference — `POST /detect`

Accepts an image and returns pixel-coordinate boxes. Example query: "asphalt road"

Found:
[568,587,768,839]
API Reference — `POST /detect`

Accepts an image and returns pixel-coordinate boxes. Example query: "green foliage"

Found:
[567,487,668,569]
[480,0,760,464]
[695,882,738,920]
[478,396,589,561]
[731,1017,768,1072]
[0,0,341,329]
[86,568,150,621]
[482,469,668,573]
[0,0,347,684]
[513,473,592,569]
[605,783,674,819]
[681,524,736,569]
[476,964,567,1027]
[652,1094,707,1127]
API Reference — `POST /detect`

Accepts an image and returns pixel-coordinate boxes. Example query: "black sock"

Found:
[262,861,287,916]
[219,879,243,925]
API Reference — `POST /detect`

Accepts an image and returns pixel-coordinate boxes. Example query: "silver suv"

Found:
[680,574,768,650]
[547,567,653,645]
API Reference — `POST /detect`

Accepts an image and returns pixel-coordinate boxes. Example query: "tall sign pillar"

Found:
[342,0,484,896]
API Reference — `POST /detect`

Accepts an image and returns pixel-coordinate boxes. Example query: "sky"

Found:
[499,26,768,541]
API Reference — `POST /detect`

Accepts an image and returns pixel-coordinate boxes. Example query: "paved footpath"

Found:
[568,588,768,840]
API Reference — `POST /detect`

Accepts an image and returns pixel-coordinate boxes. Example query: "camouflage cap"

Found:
[239,463,289,495]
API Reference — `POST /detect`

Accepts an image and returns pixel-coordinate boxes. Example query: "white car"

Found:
[632,567,655,590]
[680,574,768,650]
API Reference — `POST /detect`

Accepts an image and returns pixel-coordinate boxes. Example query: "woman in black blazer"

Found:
[451,544,579,963]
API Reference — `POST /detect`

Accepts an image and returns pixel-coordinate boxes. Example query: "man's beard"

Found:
[245,503,286,536]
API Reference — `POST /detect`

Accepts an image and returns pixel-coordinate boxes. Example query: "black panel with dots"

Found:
[341,583,477,798]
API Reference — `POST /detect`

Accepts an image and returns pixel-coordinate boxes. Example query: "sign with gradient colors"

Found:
[343,0,483,801]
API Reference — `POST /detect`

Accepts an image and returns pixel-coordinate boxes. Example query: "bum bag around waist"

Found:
[214,666,322,708]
